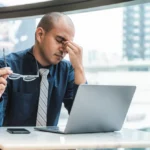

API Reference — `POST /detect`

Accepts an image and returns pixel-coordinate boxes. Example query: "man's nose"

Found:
[59,47,64,52]
[59,44,66,53]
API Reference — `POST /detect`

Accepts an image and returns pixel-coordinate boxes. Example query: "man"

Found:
[0,12,86,126]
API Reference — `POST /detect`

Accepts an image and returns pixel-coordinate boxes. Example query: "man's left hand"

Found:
[64,41,86,84]
[64,41,83,70]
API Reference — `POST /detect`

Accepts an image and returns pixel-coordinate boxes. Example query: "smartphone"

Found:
[7,128,30,134]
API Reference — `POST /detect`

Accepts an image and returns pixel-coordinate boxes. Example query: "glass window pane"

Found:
[1,2,150,130]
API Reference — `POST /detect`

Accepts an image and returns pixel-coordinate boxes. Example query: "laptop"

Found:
[34,84,136,134]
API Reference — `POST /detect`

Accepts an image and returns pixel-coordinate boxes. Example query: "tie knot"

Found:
[39,69,49,76]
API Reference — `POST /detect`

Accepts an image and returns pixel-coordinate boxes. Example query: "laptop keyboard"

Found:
[46,126,65,133]
[35,126,65,133]
[47,126,59,131]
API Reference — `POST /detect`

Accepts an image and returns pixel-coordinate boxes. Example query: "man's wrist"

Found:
[74,65,86,84]
[74,64,84,72]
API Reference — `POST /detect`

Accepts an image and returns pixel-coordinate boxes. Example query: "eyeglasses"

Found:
[3,48,39,82]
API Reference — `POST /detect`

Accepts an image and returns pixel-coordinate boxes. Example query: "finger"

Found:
[66,41,82,50]
[66,46,74,55]
[64,41,82,54]
[66,42,77,52]
[0,67,13,77]
[3,74,9,80]
[0,84,6,91]
[0,77,7,86]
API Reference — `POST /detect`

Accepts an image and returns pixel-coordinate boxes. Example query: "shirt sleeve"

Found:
[0,86,9,126]
[63,65,87,114]
[0,60,9,126]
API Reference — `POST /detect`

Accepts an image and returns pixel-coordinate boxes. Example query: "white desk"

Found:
[0,127,150,150]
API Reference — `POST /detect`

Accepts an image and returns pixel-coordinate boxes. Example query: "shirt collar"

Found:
[26,47,58,87]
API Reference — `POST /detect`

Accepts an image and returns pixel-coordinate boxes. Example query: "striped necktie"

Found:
[36,68,49,126]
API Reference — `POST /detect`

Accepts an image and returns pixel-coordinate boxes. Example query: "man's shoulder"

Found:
[0,48,30,67]
[0,49,30,68]
[6,48,30,61]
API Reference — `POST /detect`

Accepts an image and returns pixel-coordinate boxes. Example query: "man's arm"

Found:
[0,82,9,126]
[63,63,87,114]
[0,67,12,98]
[0,62,13,126]
[63,65,79,114]
[63,41,87,113]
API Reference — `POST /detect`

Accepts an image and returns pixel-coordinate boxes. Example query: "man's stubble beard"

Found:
[39,47,52,66]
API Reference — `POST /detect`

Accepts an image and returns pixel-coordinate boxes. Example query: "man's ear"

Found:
[35,27,45,43]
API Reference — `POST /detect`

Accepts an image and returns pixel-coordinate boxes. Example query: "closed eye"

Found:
[56,36,66,43]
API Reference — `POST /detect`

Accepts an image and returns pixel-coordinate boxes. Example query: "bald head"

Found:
[37,12,74,32]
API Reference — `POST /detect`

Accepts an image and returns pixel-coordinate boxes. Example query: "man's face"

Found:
[37,19,75,66]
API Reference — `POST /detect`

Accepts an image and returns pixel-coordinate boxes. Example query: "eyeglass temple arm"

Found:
[3,48,7,67]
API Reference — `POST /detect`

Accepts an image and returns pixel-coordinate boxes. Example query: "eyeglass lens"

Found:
[8,73,37,81]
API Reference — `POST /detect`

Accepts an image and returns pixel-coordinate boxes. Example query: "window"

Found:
[1,1,150,130]
[133,43,140,48]
[133,28,140,33]
[144,43,150,48]
[144,28,150,32]
[144,35,150,40]
[145,5,150,11]
[133,21,140,26]
[133,13,140,18]
[145,20,150,25]
[133,36,140,40]
[145,12,150,18]
[133,5,140,11]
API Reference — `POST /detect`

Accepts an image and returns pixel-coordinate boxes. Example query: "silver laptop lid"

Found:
[65,85,136,133]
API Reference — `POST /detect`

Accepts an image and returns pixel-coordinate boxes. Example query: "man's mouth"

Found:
[55,54,63,59]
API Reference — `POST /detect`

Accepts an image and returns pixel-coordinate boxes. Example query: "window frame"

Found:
[0,0,149,19]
